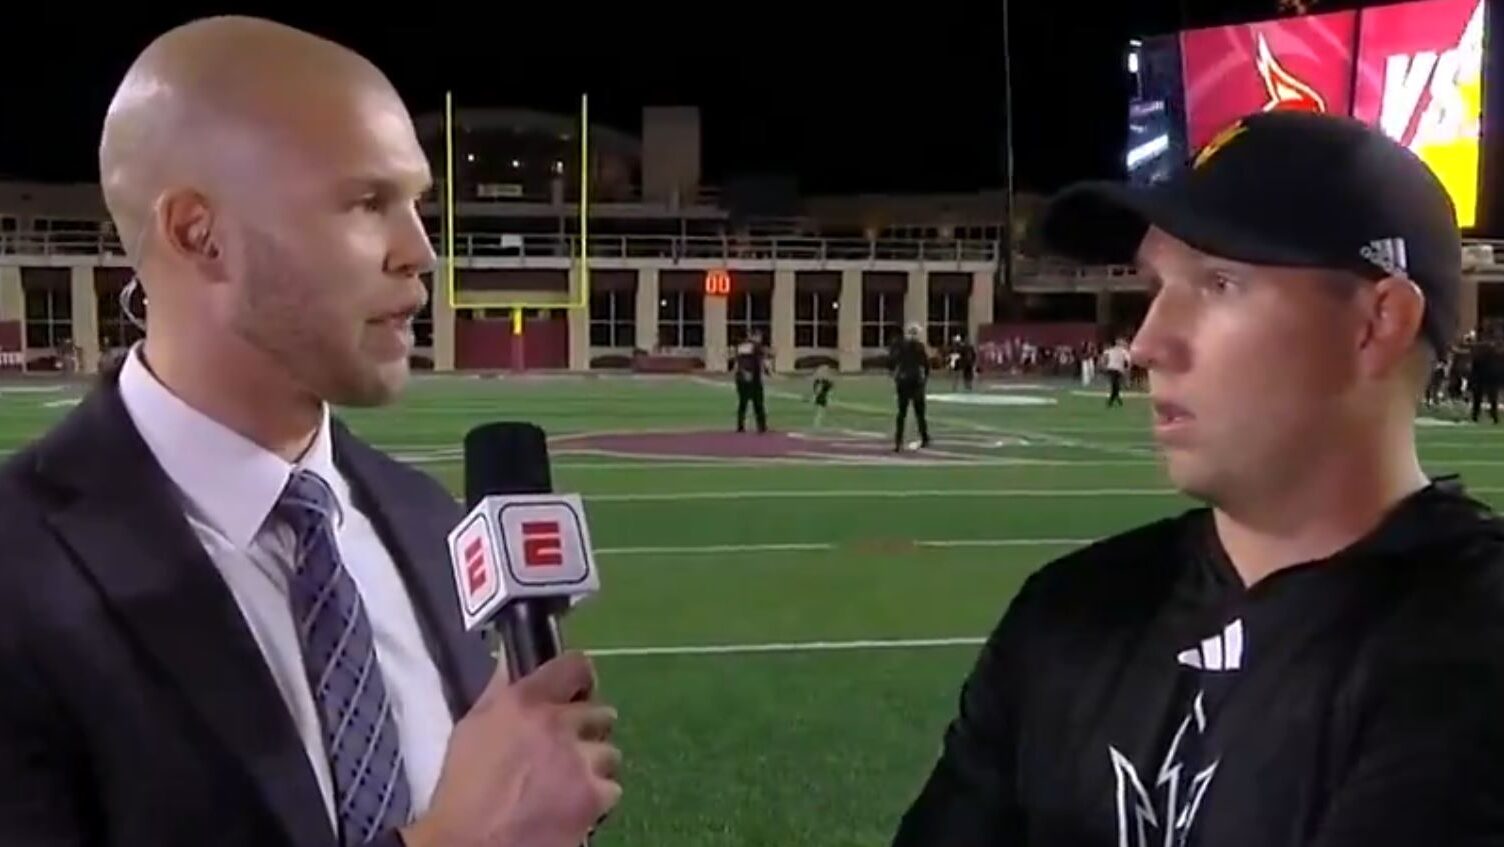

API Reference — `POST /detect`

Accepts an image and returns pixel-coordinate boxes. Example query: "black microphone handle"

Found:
[496,597,568,680]
[496,597,598,847]
[463,423,597,846]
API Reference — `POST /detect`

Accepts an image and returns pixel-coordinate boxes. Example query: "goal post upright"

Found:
[444,92,592,314]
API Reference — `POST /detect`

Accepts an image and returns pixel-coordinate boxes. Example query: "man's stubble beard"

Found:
[232,232,404,409]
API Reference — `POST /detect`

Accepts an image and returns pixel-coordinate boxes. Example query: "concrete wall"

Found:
[70,265,99,374]
[0,266,22,325]
[430,268,456,372]
[2,257,1007,375]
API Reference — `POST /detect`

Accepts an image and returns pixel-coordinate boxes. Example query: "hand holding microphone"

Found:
[402,653,619,847]
[402,423,617,847]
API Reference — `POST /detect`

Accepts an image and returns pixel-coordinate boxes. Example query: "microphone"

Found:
[447,422,600,681]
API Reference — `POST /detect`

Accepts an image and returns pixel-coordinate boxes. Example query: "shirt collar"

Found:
[118,343,345,551]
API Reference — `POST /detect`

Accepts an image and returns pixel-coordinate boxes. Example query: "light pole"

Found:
[998,0,1016,318]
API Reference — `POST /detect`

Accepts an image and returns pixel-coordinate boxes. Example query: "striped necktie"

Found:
[274,469,412,845]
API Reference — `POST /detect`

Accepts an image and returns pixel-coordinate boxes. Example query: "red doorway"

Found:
[455,310,570,370]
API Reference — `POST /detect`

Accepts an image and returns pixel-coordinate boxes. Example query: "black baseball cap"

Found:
[1030,111,1463,353]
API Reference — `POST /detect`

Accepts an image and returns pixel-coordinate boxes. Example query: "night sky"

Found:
[1,2,1500,219]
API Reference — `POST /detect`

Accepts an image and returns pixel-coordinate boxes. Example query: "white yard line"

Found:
[918,537,1092,548]
[553,448,919,466]
[587,485,1504,503]
[588,637,986,658]
[394,454,1116,469]
[552,458,1163,470]
[600,542,838,555]
[588,487,1178,502]
[595,537,1091,556]
[558,458,1504,471]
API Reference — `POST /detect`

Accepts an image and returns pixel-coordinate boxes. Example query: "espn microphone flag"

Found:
[447,492,600,632]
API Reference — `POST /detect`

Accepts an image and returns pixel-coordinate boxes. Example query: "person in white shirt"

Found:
[1103,339,1132,407]
[0,16,617,847]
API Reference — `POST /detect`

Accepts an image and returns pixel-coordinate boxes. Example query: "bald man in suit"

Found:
[0,17,618,847]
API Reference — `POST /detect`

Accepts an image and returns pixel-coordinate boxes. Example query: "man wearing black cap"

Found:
[893,111,1504,847]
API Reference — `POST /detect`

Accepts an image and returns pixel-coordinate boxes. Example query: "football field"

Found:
[5,373,1504,846]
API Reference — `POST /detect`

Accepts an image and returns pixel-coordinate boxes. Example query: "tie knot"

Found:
[275,469,338,535]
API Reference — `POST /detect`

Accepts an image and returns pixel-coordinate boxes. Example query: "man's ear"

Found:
[158,188,229,282]
[1356,275,1427,380]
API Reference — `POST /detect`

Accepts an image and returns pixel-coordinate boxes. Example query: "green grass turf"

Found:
[5,372,1504,845]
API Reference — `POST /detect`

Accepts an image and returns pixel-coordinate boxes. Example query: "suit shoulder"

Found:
[0,443,53,537]
[0,445,62,626]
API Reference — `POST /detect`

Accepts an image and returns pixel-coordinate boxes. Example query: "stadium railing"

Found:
[0,230,1000,264]
[3,231,1501,278]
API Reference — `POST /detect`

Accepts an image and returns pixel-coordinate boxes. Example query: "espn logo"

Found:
[464,537,490,593]
[497,500,592,589]
[451,513,499,618]
[522,521,564,568]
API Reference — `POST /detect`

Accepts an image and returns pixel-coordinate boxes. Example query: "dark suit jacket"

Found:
[0,370,495,847]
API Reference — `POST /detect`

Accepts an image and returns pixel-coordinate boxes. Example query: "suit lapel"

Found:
[332,423,493,714]
[33,376,334,847]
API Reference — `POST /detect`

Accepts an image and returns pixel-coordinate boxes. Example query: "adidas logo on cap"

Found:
[1360,237,1409,278]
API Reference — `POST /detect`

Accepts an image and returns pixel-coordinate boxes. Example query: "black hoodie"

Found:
[894,479,1504,847]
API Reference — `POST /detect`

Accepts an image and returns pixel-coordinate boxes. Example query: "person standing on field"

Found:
[1102,337,1131,407]
[890,323,931,451]
[733,330,770,434]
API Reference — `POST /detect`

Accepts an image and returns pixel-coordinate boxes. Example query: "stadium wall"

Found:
[0,252,1488,374]
[0,254,1004,375]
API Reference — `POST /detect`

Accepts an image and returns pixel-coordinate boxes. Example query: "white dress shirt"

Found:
[117,345,454,829]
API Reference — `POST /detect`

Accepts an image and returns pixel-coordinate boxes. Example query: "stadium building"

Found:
[1,99,1501,375]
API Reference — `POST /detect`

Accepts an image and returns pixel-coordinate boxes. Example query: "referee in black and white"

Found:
[890,323,931,452]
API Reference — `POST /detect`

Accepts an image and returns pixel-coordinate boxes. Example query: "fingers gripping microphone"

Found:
[448,422,600,680]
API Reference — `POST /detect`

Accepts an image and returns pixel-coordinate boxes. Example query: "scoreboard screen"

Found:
[1126,0,1486,227]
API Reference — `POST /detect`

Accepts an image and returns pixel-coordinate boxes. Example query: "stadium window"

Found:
[22,276,72,351]
[794,290,838,349]
[860,290,902,348]
[728,290,771,344]
[589,289,636,348]
[657,290,703,349]
[927,290,969,348]
[96,278,145,354]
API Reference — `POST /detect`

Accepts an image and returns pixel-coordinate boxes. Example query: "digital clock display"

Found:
[704,269,732,297]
